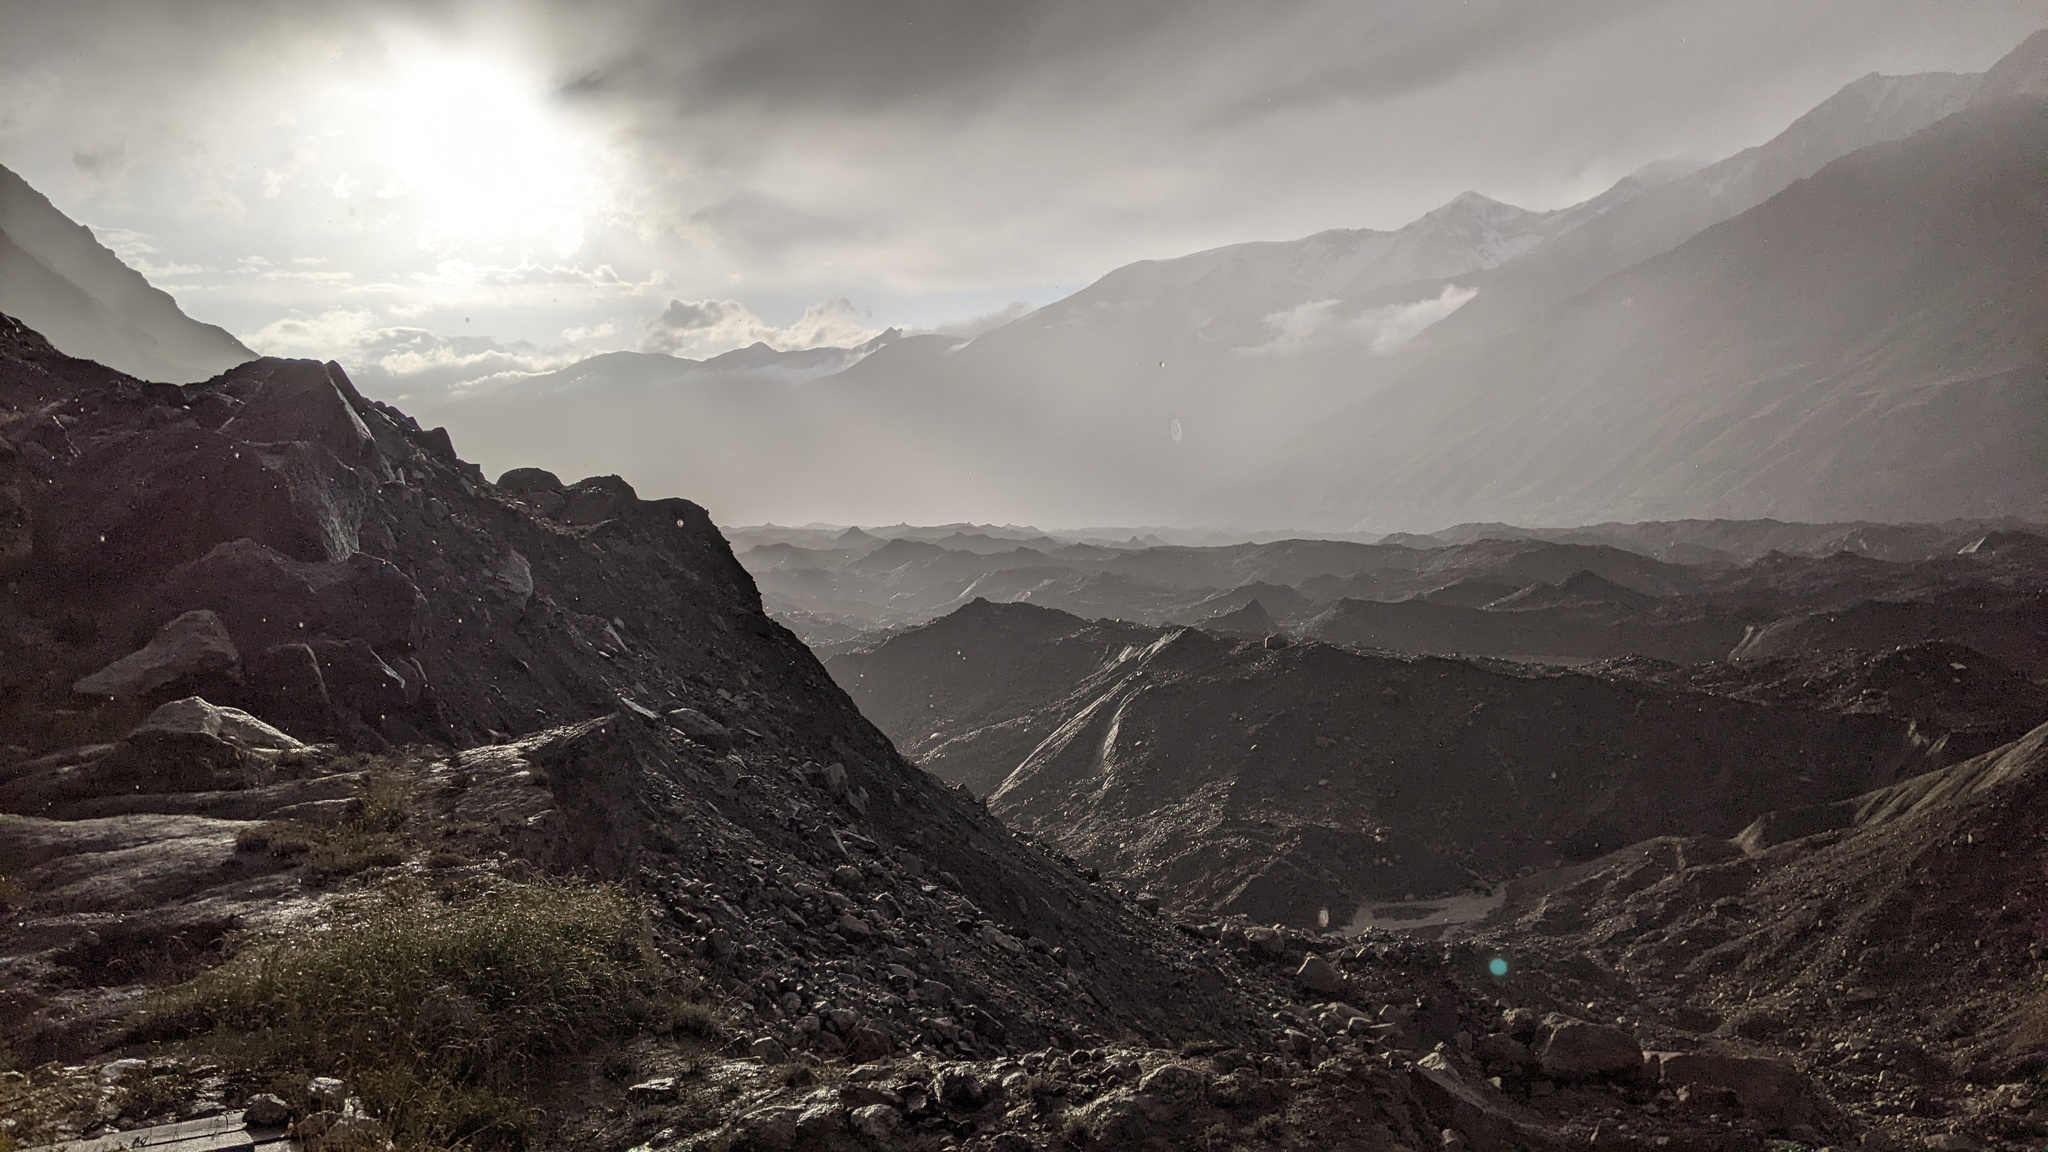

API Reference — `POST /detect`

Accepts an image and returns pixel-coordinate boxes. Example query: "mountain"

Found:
[828,600,1945,929]
[1233,93,2048,529]
[1489,720,2048,1125]
[0,165,252,383]
[1421,68,1987,344]
[398,42,2038,529]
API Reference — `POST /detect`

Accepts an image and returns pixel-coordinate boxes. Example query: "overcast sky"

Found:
[2,0,2042,398]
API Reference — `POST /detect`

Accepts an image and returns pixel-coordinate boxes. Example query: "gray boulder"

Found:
[1535,1015,1644,1080]
[73,610,239,699]
[1295,953,1347,996]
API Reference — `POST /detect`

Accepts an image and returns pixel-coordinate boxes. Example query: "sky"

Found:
[2,0,2044,402]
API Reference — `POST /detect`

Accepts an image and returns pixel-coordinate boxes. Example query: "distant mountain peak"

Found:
[1976,27,2048,101]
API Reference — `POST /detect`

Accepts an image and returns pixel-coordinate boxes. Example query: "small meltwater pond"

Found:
[1345,888,1507,940]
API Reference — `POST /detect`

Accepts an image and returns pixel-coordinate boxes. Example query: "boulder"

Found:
[496,468,563,493]
[846,1103,899,1142]
[130,696,303,755]
[1296,953,1347,996]
[933,1066,990,1111]
[1655,1052,1825,1130]
[1535,1015,1643,1080]
[1245,925,1288,958]
[155,538,425,655]
[73,610,239,699]
[221,359,378,464]
[844,1026,891,1063]
[243,642,337,740]
[1135,1063,1207,1103]
[487,548,533,610]
[243,1093,292,1128]
[668,707,733,750]
[308,638,413,723]
[1412,1051,1546,1152]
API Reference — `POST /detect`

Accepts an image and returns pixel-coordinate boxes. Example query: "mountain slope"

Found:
[830,600,1951,928]
[1421,68,1985,345]
[1234,96,2048,530]
[0,165,252,383]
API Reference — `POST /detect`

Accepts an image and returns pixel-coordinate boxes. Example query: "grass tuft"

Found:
[152,879,709,1149]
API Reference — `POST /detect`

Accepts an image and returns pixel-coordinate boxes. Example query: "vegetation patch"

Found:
[151,879,714,1150]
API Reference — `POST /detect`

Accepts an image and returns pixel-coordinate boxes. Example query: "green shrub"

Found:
[153,880,705,1149]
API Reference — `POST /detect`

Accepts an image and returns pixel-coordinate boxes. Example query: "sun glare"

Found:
[364,50,596,258]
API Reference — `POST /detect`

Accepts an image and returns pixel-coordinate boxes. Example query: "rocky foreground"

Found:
[1,313,2044,1152]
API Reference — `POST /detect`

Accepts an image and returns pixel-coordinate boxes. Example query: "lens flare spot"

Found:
[1488,956,1510,978]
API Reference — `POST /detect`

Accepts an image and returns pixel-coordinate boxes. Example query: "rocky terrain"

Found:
[829,597,2037,929]
[737,515,2047,666]
[0,307,2041,1152]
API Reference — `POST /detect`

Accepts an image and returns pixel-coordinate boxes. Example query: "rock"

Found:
[308,638,413,727]
[844,1026,891,1063]
[224,359,378,464]
[1296,953,1347,996]
[1535,1016,1644,1081]
[733,1104,804,1151]
[487,548,533,610]
[1926,1136,1985,1152]
[1475,1033,1535,1067]
[668,707,733,750]
[1135,891,1161,913]
[154,539,425,656]
[244,1093,292,1128]
[73,610,239,699]
[933,1066,989,1111]
[133,696,303,752]
[1246,925,1288,958]
[1263,633,1291,650]
[99,1058,150,1081]
[824,1007,862,1034]
[835,912,874,939]
[751,1036,791,1064]
[496,467,563,493]
[1136,1063,1207,1102]
[86,696,304,793]
[1655,1051,1824,1130]
[306,1077,349,1110]
[846,1103,900,1141]
[629,1076,678,1098]
[1411,1051,1545,1152]
[245,642,337,739]
[1501,1007,1540,1041]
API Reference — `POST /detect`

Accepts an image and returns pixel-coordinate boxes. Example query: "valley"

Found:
[1,16,2044,1152]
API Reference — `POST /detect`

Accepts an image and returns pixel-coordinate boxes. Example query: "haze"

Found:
[2,0,2043,528]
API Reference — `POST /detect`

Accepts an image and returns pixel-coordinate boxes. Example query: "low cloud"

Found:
[241,309,587,402]
[1239,284,1478,357]
[639,296,883,359]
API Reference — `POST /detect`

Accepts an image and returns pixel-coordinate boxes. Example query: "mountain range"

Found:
[401,29,2048,531]
[7,32,2044,532]
[0,164,253,383]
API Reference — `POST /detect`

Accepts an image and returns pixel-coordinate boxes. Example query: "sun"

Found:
[363,50,596,259]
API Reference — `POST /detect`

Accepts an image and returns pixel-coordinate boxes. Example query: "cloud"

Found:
[422,260,666,291]
[640,297,883,358]
[1239,284,1479,357]
[241,308,589,401]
